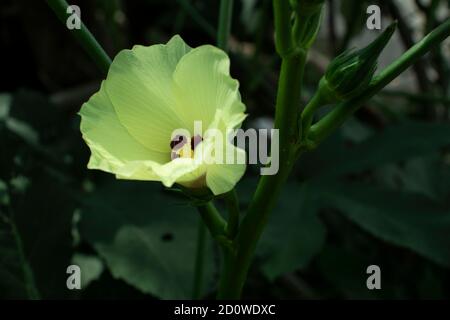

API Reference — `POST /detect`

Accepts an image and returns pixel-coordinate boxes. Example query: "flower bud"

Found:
[291,0,325,14]
[321,22,397,102]
[292,0,326,49]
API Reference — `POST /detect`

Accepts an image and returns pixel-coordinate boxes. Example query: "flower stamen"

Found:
[170,134,203,160]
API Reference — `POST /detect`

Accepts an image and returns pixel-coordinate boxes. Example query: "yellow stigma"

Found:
[178,146,194,158]
[170,134,202,160]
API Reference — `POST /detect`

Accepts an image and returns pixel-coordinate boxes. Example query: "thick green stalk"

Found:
[46,0,112,74]
[217,52,307,299]
[195,201,228,299]
[217,0,234,50]
[216,242,235,298]
[273,0,293,56]
[193,0,235,300]
[214,0,245,300]
[192,219,207,299]
[274,54,307,154]
[217,0,311,299]
[217,168,293,299]
[197,202,227,239]
[224,189,240,238]
[309,18,450,144]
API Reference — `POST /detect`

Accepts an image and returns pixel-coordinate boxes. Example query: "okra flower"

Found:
[79,35,247,195]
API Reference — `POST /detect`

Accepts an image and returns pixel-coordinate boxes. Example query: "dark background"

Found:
[0,0,449,299]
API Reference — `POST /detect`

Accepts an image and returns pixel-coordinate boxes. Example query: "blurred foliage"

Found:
[79,181,216,299]
[1,0,449,300]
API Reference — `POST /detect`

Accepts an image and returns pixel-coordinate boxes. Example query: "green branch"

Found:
[196,202,227,240]
[273,0,293,56]
[300,89,327,139]
[192,219,207,299]
[217,0,311,299]
[224,189,240,238]
[46,0,112,74]
[309,18,450,144]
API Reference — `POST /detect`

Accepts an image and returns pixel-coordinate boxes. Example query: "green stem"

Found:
[217,52,307,299]
[192,218,207,299]
[301,91,327,139]
[214,0,242,300]
[217,0,234,50]
[218,168,294,299]
[196,201,235,301]
[216,243,235,299]
[197,202,227,239]
[292,5,324,51]
[224,189,240,238]
[273,54,307,153]
[273,0,293,56]
[46,0,112,74]
[216,0,311,299]
[309,18,450,144]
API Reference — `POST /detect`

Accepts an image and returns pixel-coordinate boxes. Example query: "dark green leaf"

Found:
[319,181,450,267]
[315,121,450,179]
[12,172,77,299]
[79,181,215,299]
[257,182,326,280]
[0,216,27,299]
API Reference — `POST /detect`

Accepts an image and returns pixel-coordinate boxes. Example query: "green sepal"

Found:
[322,22,397,102]
[291,0,325,49]
[165,184,215,206]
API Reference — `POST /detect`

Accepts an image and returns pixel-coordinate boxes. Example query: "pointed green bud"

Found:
[321,22,397,102]
[292,0,326,49]
[291,0,325,15]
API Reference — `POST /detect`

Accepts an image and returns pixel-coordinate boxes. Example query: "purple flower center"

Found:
[170,134,203,160]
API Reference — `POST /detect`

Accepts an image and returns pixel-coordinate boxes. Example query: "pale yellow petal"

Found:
[172,45,245,132]
[116,158,206,188]
[205,142,246,195]
[105,35,191,153]
[79,82,168,175]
